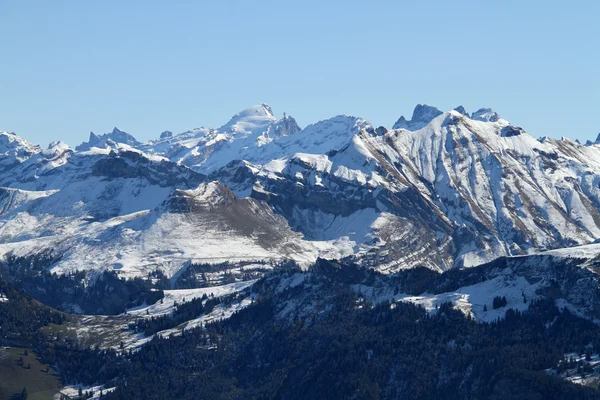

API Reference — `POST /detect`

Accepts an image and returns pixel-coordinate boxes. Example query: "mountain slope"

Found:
[75,256,600,400]
[0,145,351,284]
[199,105,600,270]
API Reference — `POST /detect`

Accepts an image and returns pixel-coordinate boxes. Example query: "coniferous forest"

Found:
[3,261,600,399]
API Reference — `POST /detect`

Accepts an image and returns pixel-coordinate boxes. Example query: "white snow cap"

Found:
[225,104,275,123]
[219,104,277,135]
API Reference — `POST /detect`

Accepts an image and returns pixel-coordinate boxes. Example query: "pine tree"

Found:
[586,347,592,361]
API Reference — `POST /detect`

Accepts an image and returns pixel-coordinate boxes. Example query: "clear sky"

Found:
[1,0,598,147]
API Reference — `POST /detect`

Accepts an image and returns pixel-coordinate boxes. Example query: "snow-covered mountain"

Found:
[0,131,41,173]
[1,103,600,284]
[139,104,303,174]
[198,104,600,271]
[0,143,351,280]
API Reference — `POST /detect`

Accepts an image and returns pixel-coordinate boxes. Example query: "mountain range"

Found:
[1,103,600,280]
[5,104,600,397]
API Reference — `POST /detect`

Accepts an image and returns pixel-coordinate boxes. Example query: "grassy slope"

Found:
[0,347,61,400]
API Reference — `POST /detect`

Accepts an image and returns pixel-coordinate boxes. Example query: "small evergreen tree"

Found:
[492,296,508,309]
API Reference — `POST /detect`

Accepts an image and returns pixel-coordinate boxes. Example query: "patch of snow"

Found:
[126,280,257,317]
[55,384,115,399]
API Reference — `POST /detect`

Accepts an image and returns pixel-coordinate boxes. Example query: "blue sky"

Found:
[1,1,598,146]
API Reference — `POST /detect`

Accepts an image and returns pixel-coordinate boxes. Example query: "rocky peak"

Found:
[76,127,140,151]
[0,131,41,165]
[267,115,301,138]
[260,103,274,118]
[43,141,71,157]
[471,108,501,122]
[108,127,139,146]
[393,104,443,130]
[375,126,388,136]
[453,105,469,116]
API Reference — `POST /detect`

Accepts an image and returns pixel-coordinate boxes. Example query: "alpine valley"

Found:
[3,104,600,399]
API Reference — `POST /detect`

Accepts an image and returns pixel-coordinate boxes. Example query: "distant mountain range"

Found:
[1,103,600,280]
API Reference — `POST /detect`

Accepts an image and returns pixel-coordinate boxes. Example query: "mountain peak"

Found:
[0,130,39,151]
[260,103,274,118]
[76,127,140,152]
[412,104,443,122]
[453,105,469,116]
[0,131,41,165]
[220,104,279,135]
[393,104,443,130]
[230,104,275,121]
[471,108,501,122]
[43,140,71,157]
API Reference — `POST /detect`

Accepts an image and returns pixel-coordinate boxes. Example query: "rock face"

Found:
[393,104,443,130]
[91,150,205,188]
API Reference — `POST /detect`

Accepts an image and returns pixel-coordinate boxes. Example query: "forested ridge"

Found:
[0,275,65,348]
[38,262,600,399]
[3,259,600,399]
